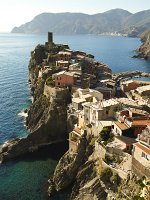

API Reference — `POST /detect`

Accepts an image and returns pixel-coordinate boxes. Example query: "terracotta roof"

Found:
[134,143,150,155]
[115,121,129,130]
[132,120,150,126]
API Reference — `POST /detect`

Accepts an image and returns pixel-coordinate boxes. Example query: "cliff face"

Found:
[0,95,68,162]
[136,30,150,60]
[0,43,72,162]
[48,136,107,200]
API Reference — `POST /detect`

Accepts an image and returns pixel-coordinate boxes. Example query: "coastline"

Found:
[0,32,149,199]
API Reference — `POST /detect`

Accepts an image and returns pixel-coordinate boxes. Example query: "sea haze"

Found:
[0,33,150,200]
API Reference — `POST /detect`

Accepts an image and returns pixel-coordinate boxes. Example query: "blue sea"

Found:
[0,33,150,200]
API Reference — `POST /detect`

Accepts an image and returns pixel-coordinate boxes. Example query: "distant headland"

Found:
[11,9,150,37]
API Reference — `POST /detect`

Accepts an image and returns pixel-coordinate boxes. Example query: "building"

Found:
[52,71,77,87]
[57,51,72,61]
[112,121,129,136]
[101,79,116,97]
[73,88,103,103]
[136,85,150,96]
[107,136,137,154]
[120,80,139,92]
[82,99,120,126]
[68,63,81,73]
[132,126,150,179]
[132,143,150,168]
[94,86,113,100]
[125,117,150,137]
[69,127,86,153]
[56,60,69,68]
[72,98,86,110]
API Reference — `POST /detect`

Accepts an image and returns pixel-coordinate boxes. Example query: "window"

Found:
[106,110,109,115]
[58,82,60,86]
[142,152,149,160]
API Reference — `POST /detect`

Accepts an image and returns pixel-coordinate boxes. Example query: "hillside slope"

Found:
[11,9,150,36]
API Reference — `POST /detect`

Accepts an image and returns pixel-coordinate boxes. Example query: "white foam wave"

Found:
[18,110,28,118]
[28,96,33,103]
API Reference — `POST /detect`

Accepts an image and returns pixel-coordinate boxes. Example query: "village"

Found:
[30,32,150,198]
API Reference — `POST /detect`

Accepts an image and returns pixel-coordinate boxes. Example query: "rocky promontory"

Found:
[135,30,150,59]
[0,33,111,162]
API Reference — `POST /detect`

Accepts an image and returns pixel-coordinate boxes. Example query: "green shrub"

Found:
[100,167,113,184]
[46,76,54,86]
[98,127,114,145]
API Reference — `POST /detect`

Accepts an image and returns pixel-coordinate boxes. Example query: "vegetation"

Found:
[104,154,122,165]
[100,167,121,186]
[90,136,98,147]
[87,54,94,59]
[46,76,54,86]
[98,127,114,145]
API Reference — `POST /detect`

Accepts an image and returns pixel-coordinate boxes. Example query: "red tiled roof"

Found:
[134,143,150,155]
[115,121,129,130]
[132,120,150,126]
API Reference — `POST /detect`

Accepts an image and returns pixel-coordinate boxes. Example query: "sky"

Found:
[1,0,150,32]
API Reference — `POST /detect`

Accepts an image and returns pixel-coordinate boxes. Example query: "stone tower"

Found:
[48,32,53,44]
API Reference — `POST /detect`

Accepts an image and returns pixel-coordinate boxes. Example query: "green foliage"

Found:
[133,196,144,200]
[110,172,121,185]
[100,167,113,183]
[34,67,39,78]
[104,155,122,165]
[100,167,121,186]
[90,137,98,147]
[46,76,54,86]
[98,127,114,145]
[87,54,94,59]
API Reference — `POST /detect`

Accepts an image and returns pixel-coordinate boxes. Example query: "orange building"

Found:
[53,71,77,87]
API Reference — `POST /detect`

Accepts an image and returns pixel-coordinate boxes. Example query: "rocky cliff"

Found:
[0,42,72,162]
[48,135,107,200]
[136,30,150,60]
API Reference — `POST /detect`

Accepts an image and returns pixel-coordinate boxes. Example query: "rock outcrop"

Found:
[70,161,107,200]
[0,94,68,162]
[48,135,107,200]
[48,136,87,195]
[135,30,150,60]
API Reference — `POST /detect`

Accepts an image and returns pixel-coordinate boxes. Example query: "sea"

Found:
[0,33,150,200]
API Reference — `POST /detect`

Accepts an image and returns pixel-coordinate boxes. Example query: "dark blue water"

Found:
[0,33,150,200]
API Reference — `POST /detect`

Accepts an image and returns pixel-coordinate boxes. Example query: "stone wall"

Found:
[132,157,150,179]
[44,85,69,102]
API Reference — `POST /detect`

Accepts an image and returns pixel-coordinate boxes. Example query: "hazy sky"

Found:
[1,0,150,32]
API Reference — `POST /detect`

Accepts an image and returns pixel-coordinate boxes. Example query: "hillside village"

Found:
[32,33,150,199]
[1,32,150,199]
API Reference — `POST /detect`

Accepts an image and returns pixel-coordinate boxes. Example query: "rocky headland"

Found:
[0,33,111,161]
[0,33,149,200]
[134,30,150,60]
